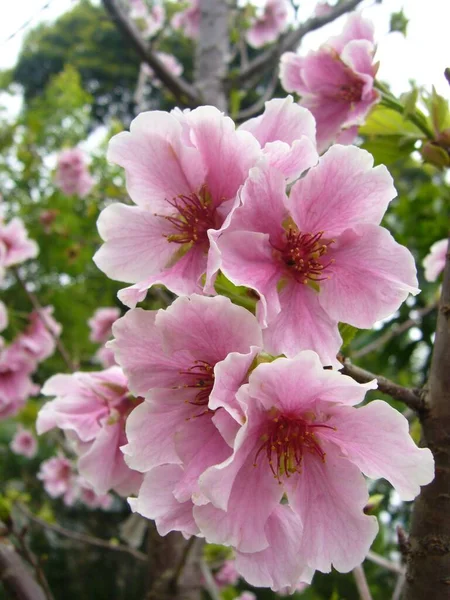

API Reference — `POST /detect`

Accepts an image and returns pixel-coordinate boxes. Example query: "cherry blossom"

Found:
[17,306,61,363]
[55,148,94,198]
[246,0,291,49]
[215,560,239,587]
[38,455,75,503]
[0,216,38,277]
[130,1,165,37]
[196,352,434,588]
[280,12,379,151]
[423,238,448,282]
[88,307,121,344]
[10,426,38,459]
[0,301,7,333]
[215,146,419,365]
[37,366,142,496]
[0,343,37,420]
[141,52,183,88]
[171,0,200,39]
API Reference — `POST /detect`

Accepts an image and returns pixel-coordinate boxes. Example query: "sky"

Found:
[0,0,449,109]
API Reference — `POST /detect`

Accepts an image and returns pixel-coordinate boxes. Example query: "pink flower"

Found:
[0,344,36,420]
[109,294,262,534]
[0,217,38,275]
[423,238,447,282]
[171,0,200,39]
[77,477,114,510]
[88,307,121,344]
[37,367,143,496]
[129,1,165,37]
[17,307,61,363]
[196,352,434,589]
[10,426,38,459]
[215,560,239,587]
[55,148,94,198]
[236,593,257,600]
[141,52,183,87]
[246,0,291,49]
[0,301,8,333]
[95,344,117,368]
[94,106,261,306]
[216,145,419,365]
[314,2,332,17]
[280,12,379,151]
[38,455,74,500]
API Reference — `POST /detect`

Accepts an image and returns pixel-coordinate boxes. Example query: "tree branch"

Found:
[235,0,365,85]
[366,550,405,575]
[353,564,373,600]
[236,66,280,121]
[0,543,47,600]
[339,358,426,413]
[16,504,147,563]
[102,0,200,107]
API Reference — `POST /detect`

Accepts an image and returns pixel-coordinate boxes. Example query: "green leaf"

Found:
[360,104,422,137]
[339,323,360,349]
[214,272,257,312]
[389,9,409,36]
[361,135,417,166]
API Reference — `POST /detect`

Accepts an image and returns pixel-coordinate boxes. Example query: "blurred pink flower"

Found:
[10,426,38,459]
[423,238,448,282]
[38,366,143,496]
[17,306,61,363]
[216,146,419,365]
[0,344,36,420]
[280,12,379,151]
[0,217,38,276]
[171,0,200,39]
[236,593,257,600]
[314,1,332,17]
[77,477,114,510]
[246,0,291,48]
[55,148,94,198]
[38,455,74,501]
[215,560,239,587]
[88,307,121,344]
[95,344,117,368]
[197,353,434,588]
[0,301,7,333]
[141,52,183,87]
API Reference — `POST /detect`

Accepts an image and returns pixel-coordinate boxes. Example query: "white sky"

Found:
[0,0,449,105]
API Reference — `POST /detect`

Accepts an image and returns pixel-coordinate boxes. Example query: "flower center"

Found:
[254,412,335,482]
[336,78,364,103]
[164,187,217,246]
[180,360,215,407]
[273,227,334,284]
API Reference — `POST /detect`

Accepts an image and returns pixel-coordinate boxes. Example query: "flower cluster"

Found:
[129,0,165,38]
[171,0,200,39]
[246,0,291,49]
[88,306,121,367]
[55,148,94,198]
[280,12,380,151]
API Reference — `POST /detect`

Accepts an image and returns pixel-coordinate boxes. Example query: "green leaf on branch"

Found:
[214,272,257,312]
[338,323,360,349]
[360,105,422,138]
[389,9,409,36]
[361,135,417,166]
[425,86,450,134]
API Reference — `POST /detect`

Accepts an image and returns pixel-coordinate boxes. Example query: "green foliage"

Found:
[389,10,409,36]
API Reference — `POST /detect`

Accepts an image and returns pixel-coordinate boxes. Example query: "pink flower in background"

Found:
[10,426,38,459]
[38,455,74,501]
[129,1,165,37]
[94,106,260,306]
[246,0,291,48]
[423,238,448,282]
[88,307,121,344]
[314,2,332,17]
[17,306,61,363]
[236,593,257,600]
[171,0,200,39]
[110,295,262,534]
[196,353,433,587]
[215,560,239,587]
[0,217,38,275]
[0,301,7,333]
[37,367,143,496]
[141,52,183,88]
[216,145,419,365]
[0,344,36,420]
[280,12,379,151]
[95,345,117,368]
[77,478,114,510]
[55,148,94,198]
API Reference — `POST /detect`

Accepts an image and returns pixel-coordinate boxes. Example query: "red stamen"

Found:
[163,187,217,246]
[336,79,364,103]
[179,360,215,407]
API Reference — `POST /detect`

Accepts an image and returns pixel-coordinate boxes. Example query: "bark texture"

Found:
[195,0,229,111]
[403,237,450,600]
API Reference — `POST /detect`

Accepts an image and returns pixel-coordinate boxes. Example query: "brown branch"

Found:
[235,0,365,85]
[366,550,405,575]
[13,268,76,372]
[102,0,200,107]
[353,302,438,359]
[353,564,373,600]
[0,543,47,600]
[236,66,280,121]
[16,504,146,563]
[339,358,426,413]
[403,236,450,600]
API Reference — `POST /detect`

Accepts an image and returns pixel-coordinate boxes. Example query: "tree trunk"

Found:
[194,0,229,111]
[403,237,450,599]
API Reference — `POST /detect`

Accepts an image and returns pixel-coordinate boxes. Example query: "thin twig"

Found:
[13,267,76,372]
[366,550,405,575]
[353,564,373,600]
[339,357,425,413]
[199,559,221,600]
[353,302,438,359]
[16,504,147,562]
[392,572,406,600]
[11,526,55,600]
[102,0,199,107]
[236,67,280,121]
[235,0,365,85]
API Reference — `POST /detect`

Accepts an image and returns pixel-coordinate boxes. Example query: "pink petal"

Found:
[327,12,375,53]
[301,95,352,152]
[320,224,419,328]
[235,505,312,593]
[263,281,342,367]
[423,238,448,282]
[107,111,205,211]
[262,138,318,182]
[279,52,307,94]
[94,203,175,284]
[130,465,199,537]
[341,39,376,79]
[290,145,397,237]
[287,442,378,573]
[321,400,435,501]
